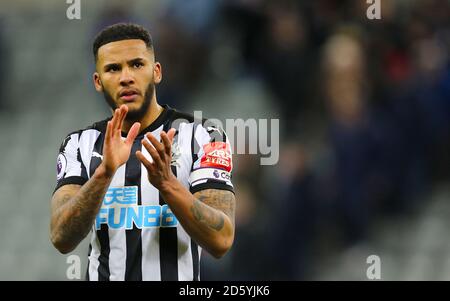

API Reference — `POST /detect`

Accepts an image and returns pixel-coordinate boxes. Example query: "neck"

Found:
[122,97,163,133]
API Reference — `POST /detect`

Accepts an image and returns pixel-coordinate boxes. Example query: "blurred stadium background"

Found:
[0,0,449,280]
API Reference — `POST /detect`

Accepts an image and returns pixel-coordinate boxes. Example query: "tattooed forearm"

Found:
[158,181,236,258]
[191,198,225,231]
[191,189,236,231]
[51,172,112,253]
[57,186,105,239]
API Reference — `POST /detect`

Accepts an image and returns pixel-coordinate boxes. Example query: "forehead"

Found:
[97,39,151,64]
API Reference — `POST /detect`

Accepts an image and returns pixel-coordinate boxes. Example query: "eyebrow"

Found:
[103,57,146,72]
[128,58,145,65]
[103,63,120,72]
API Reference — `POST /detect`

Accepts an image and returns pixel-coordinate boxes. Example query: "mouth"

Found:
[119,89,140,102]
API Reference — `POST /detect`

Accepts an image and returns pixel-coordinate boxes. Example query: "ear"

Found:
[154,62,162,84]
[93,72,103,92]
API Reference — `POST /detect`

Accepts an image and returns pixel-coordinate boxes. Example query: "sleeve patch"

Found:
[56,153,67,181]
[200,142,232,172]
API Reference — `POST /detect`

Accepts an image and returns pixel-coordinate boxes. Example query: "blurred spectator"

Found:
[151,0,219,110]
[153,18,209,110]
[411,36,450,180]
[265,144,318,280]
[257,1,314,131]
[321,32,384,243]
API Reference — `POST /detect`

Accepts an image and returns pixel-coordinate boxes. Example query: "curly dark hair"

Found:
[93,23,153,61]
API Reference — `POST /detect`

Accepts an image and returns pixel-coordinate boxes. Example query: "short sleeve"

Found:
[189,123,234,194]
[53,132,88,193]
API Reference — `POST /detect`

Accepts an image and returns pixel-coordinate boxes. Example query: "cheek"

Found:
[139,70,155,86]
[101,82,116,97]
[99,75,115,90]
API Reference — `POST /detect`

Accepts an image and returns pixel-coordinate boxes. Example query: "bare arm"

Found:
[136,130,236,258]
[50,105,140,254]
[161,182,235,258]
[191,189,235,231]
[50,166,113,254]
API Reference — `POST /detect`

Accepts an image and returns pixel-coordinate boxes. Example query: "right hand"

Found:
[100,105,140,177]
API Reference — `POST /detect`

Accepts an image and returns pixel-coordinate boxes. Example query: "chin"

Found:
[122,101,141,110]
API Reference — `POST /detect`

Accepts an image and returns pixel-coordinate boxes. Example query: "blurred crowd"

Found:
[90,0,450,280]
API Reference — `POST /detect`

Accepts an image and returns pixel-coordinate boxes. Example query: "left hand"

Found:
[136,128,177,190]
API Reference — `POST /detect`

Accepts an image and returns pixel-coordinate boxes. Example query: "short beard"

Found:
[103,83,155,122]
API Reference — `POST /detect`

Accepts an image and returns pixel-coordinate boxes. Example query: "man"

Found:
[50,23,235,281]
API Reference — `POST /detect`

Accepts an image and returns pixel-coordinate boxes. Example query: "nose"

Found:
[119,67,135,86]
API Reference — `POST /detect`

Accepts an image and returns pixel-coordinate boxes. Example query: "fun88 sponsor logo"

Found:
[95,186,178,230]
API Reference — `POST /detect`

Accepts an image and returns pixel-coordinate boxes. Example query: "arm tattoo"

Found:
[51,177,111,249]
[191,198,225,231]
[190,189,236,232]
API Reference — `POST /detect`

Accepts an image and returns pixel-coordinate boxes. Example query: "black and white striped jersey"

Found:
[53,104,234,281]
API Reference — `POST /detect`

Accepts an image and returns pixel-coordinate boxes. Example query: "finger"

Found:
[120,104,128,114]
[115,107,125,137]
[136,150,155,173]
[167,128,176,144]
[160,131,172,156]
[126,122,141,145]
[113,109,124,138]
[117,105,128,132]
[111,108,120,131]
[109,109,119,138]
[146,132,166,161]
[105,120,112,143]
[142,138,163,169]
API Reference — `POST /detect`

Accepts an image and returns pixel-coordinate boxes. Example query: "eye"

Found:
[106,66,120,73]
[133,62,144,68]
